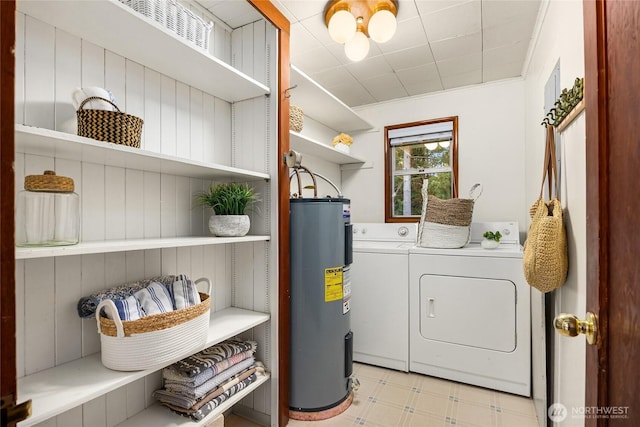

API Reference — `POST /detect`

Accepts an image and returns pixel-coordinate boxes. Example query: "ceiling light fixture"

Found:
[325,0,398,62]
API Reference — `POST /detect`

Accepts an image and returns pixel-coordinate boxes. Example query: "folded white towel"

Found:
[172,275,201,310]
[72,87,118,112]
[135,282,174,316]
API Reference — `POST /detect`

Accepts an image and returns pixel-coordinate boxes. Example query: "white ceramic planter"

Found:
[334,142,350,154]
[481,238,500,249]
[209,215,250,237]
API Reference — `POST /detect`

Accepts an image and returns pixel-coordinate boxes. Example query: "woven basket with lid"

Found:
[25,170,74,192]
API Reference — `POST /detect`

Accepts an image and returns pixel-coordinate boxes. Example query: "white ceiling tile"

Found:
[298,11,338,47]
[290,22,323,56]
[360,73,409,102]
[270,0,299,24]
[395,0,419,23]
[404,78,444,96]
[396,63,440,85]
[483,15,537,49]
[415,0,470,16]
[377,16,428,53]
[293,45,342,73]
[430,31,481,61]
[421,0,481,42]
[326,83,377,107]
[483,60,522,81]
[309,66,356,88]
[483,41,528,67]
[200,1,262,28]
[436,52,482,75]
[275,0,327,22]
[346,55,393,81]
[384,44,435,70]
[482,0,541,29]
[441,69,482,89]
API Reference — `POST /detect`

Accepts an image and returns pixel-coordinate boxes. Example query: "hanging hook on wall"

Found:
[284,84,298,99]
[541,77,584,128]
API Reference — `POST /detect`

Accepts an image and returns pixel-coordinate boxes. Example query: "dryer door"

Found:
[419,275,516,352]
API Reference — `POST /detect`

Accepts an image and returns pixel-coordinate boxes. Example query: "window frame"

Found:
[384,116,459,223]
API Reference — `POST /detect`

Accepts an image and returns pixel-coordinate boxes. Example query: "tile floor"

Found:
[227,363,539,427]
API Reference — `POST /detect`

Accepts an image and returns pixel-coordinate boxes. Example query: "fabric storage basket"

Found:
[77,96,143,148]
[290,105,304,132]
[96,277,212,371]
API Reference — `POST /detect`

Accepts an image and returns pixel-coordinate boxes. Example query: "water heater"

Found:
[289,197,354,413]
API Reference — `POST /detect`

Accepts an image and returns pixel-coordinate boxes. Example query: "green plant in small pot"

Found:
[196,183,258,237]
[481,230,502,249]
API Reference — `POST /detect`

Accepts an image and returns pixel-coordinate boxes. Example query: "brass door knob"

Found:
[554,312,598,345]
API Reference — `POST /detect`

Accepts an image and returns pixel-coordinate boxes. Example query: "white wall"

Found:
[343,79,527,228]
[523,1,586,426]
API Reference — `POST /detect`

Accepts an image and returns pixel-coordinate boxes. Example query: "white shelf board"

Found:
[17,0,269,103]
[15,125,270,181]
[290,65,373,132]
[290,131,366,165]
[16,235,270,259]
[116,374,270,427]
[17,307,270,427]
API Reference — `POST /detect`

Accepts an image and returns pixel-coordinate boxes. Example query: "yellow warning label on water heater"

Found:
[324,267,343,302]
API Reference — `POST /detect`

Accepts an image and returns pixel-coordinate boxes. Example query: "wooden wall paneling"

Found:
[35,417,56,427]
[105,253,127,287]
[175,176,191,236]
[189,87,204,161]
[160,75,177,156]
[81,254,105,356]
[125,250,145,282]
[15,260,25,378]
[80,39,104,88]
[144,371,163,408]
[212,24,226,62]
[24,153,53,176]
[54,256,82,365]
[82,162,105,241]
[125,169,144,239]
[143,171,161,238]
[104,50,126,117]
[201,245,217,310]
[56,406,82,427]
[160,173,177,237]
[106,389,127,427]
[161,247,178,276]
[105,166,126,240]
[189,178,205,236]
[214,97,232,166]
[54,28,80,133]
[192,246,206,282]
[24,16,54,129]
[176,246,191,274]
[82,396,106,427]
[202,93,215,164]
[124,59,145,143]
[176,82,191,159]
[143,68,161,152]
[24,258,55,375]
[125,379,146,419]
[144,248,162,278]
[15,12,25,123]
[232,242,254,310]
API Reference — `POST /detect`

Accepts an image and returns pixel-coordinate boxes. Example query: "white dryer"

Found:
[409,222,531,396]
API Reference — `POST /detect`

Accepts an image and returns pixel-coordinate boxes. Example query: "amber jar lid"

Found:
[24,170,75,193]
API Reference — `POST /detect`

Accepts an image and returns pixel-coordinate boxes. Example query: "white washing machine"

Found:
[351,223,416,372]
[409,222,531,396]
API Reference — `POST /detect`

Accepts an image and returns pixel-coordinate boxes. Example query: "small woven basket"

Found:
[290,105,304,132]
[77,96,143,148]
[96,277,212,371]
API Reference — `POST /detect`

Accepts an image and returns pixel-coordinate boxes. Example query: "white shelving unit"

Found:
[290,131,365,165]
[16,0,269,103]
[15,125,270,181]
[116,374,270,427]
[17,308,270,427]
[290,65,373,133]
[16,236,270,260]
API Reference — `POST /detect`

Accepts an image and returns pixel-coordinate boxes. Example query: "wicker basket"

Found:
[96,277,212,371]
[77,97,143,148]
[290,105,304,132]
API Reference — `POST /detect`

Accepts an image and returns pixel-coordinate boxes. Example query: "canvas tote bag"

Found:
[523,125,568,292]
[417,180,482,249]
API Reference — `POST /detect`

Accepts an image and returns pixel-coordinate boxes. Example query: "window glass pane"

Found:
[392,172,452,217]
[393,142,450,171]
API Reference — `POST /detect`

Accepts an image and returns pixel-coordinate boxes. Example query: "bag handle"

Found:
[538,125,559,200]
[96,299,125,338]
[78,96,121,112]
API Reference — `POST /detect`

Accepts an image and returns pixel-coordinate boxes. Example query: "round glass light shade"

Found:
[328,9,357,44]
[344,31,370,61]
[439,140,451,149]
[424,142,438,151]
[368,9,397,43]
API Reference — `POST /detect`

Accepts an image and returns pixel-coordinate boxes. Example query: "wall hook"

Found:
[284,84,298,99]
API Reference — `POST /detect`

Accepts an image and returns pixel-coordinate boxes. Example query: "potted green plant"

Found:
[195,183,258,237]
[481,230,502,249]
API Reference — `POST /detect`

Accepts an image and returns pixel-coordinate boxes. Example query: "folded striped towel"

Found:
[135,282,174,316]
[110,295,144,321]
[172,274,201,310]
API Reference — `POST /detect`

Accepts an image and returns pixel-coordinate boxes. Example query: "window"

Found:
[384,117,458,222]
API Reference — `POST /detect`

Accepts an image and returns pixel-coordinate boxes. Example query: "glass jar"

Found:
[16,170,79,247]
